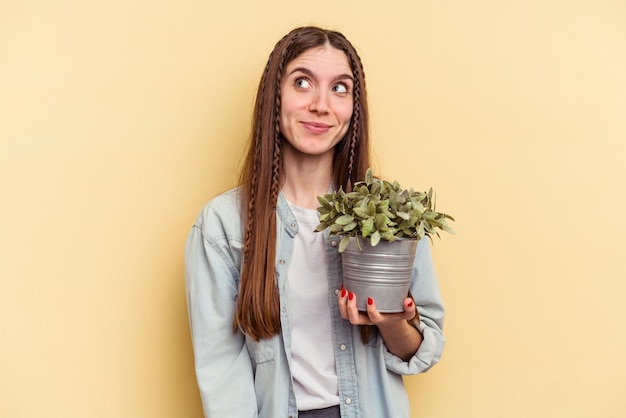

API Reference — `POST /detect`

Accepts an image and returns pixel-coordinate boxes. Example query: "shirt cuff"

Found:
[382,320,441,375]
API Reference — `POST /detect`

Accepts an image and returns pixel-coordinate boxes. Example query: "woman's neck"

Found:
[281,155,333,210]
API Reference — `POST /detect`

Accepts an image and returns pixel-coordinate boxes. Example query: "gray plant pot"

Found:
[341,237,418,313]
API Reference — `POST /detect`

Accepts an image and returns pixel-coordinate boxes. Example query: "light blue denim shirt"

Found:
[185,188,445,418]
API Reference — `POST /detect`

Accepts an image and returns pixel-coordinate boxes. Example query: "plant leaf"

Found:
[338,236,351,253]
[317,195,332,209]
[335,215,354,225]
[367,200,376,215]
[352,207,370,219]
[370,230,381,246]
[371,180,381,196]
[365,167,373,185]
[396,211,410,220]
[375,213,390,231]
[343,221,358,232]
[362,217,374,237]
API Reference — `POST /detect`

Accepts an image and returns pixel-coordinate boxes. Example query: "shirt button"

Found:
[330,240,338,247]
[345,397,352,405]
[334,289,339,295]
[290,222,297,228]
[279,259,286,265]
[339,344,347,351]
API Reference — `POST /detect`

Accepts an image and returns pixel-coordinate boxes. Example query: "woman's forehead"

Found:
[285,46,352,76]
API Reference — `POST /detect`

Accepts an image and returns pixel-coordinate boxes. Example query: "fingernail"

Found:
[341,289,347,298]
[367,297,373,306]
[348,292,354,301]
[408,300,414,307]
[340,284,344,291]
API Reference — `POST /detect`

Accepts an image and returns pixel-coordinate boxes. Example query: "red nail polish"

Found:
[348,292,354,301]
[408,300,414,307]
[340,284,345,291]
[367,297,373,306]
[341,289,347,298]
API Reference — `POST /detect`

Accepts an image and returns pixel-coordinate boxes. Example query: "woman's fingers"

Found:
[338,286,372,325]
[339,289,419,327]
[337,286,349,319]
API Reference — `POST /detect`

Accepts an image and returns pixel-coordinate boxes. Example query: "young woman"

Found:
[185,26,445,418]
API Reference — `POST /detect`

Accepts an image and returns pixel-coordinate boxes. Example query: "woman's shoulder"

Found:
[194,187,244,233]
[203,187,242,211]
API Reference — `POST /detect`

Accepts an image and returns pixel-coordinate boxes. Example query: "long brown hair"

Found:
[235,26,370,341]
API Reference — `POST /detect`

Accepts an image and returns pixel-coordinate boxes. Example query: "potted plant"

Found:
[315,168,454,312]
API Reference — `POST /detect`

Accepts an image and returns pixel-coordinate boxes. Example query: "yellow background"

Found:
[2,1,625,417]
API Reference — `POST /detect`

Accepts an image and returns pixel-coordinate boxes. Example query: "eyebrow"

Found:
[287,67,354,82]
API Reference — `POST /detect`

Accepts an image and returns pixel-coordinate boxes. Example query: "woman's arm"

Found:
[185,208,258,417]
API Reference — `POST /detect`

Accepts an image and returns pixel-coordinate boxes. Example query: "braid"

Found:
[346,84,360,193]
[269,31,300,205]
[243,150,260,259]
[345,48,364,192]
[270,129,281,205]
[270,50,286,205]
[243,60,272,259]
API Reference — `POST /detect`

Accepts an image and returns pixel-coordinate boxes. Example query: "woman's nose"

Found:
[309,90,330,114]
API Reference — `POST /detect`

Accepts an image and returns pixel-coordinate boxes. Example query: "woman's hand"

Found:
[338,285,423,361]
[337,285,417,326]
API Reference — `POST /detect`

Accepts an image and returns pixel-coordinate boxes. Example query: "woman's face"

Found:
[279,45,354,160]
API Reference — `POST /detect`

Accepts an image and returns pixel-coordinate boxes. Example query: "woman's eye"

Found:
[295,78,312,89]
[332,83,349,94]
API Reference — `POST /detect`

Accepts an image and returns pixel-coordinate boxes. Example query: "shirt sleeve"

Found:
[185,211,258,417]
[382,238,446,375]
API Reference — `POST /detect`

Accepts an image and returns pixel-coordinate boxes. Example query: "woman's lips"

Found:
[301,122,331,134]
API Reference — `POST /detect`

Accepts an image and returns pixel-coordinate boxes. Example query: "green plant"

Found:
[315,168,455,252]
